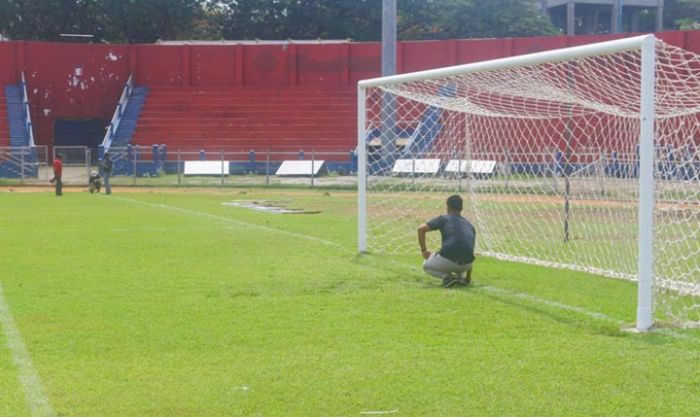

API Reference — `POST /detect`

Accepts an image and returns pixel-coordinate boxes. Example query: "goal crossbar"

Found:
[359,35,653,89]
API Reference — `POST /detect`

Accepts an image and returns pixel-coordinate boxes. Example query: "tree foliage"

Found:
[211,0,557,41]
[636,0,700,34]
[398,0,558,40]
[100,0,204,43]
[0,0,203,42]
[0,0,103,41]
[0,0,561,43]
[208,0,381,41]
[664,0,700,30]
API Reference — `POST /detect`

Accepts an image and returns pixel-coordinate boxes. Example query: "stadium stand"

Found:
[128,87,356,151]
[109,86,149,148]
[4,84,30,146]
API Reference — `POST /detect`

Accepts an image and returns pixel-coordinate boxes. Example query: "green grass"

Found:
[1,188,699,416]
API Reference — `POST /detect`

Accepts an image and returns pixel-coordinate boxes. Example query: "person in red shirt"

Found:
[50,154,63,196]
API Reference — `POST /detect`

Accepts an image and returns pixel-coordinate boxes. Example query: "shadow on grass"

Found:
[475,287,632,338]
[349,253,699,343]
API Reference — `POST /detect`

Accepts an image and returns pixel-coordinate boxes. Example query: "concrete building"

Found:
[541,0,664,35]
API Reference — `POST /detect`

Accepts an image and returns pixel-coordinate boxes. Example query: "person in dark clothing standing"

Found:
[417,195,476,288]
[102,152,113,195]
[50,154,63,196]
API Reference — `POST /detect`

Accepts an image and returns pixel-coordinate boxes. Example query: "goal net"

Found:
[358,35,700,329]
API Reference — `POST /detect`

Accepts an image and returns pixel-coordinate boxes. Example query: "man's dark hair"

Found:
[446,194,463,212]
[56,155,62,160]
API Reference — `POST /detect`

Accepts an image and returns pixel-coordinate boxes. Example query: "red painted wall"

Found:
[2,30,700,147]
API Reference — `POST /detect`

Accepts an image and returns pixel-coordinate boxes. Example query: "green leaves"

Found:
[210,0,381,41]
[665,0,700,30]
[0,0,560,43]
[0,0,104,41]
[101,0,204,43]
[398,0,558,40]
[0,0,203,42]
[213,0,557,41]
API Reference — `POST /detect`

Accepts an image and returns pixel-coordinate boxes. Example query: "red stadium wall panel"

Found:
[296,43,350,86]
[348,43,381,85]
[401,40,454,73]
[684,31,700,53]
[22,42,130,145]
[135,45,185,86]
[0,42,19,85]
[511,35,568,55]
[456,38,511,64]
[191,46,239,86]
[655,30,687,48]
[1,30,700,147]
[242,45,290,87]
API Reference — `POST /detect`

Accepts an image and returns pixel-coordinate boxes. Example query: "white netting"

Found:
[361,39,700,327]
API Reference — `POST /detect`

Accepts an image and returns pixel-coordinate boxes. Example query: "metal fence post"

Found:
[177,149,181,186]
[411,157,416,187]
[505,149,511,193]
[552,150,558,193]
[133,146,137,185]
[266,149,270,187]
[598,151,606,196]
[458,152,462,193]
[19,147,25,184]
[86,148,91,185]
[220,149,225,186]
[311,150,315,188]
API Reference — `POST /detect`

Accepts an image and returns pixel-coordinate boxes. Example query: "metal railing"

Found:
[0,146,48,183]
[52,146,91,184]
[19,72,34,146]
[3,144,698,193]
[103,146,357,188]
[102,74,134,150]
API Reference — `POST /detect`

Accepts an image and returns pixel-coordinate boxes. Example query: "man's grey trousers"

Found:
[423,253,472,280]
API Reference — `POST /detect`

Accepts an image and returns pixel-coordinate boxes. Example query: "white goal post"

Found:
[358,34,700,330]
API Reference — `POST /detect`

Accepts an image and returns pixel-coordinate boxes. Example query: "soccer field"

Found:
[1,187,699,417]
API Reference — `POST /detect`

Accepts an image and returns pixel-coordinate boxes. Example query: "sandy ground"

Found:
[1,183,696,211]
[0,185,357,198]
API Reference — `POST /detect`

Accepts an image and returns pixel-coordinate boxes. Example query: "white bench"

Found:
[392,159,442,175]
[276,160,326,176]
[184,161,229,176]
[444,160,497,175]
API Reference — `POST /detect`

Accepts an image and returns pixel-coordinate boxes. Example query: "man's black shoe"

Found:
[442,276,458,288]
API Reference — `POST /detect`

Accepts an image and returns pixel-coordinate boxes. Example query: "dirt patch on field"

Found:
[2,185,696,213]
[0,185,70,193]
[0,185,357,198]
[471,193,635,208]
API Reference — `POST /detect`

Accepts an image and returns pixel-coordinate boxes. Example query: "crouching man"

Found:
[89,171,102,194]
[417,195,476,288]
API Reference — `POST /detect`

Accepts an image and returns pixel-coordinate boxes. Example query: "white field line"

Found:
[382,258,700,341]
[482,285,699,341]
[117,196,697,341]
[478,285,624,324]
[381,257,623,326]
[115,196,348,250]
[0,283,56,417]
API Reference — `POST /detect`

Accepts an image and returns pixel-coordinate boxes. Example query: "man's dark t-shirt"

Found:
[426,214,476,264]
[102,158,113,174]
